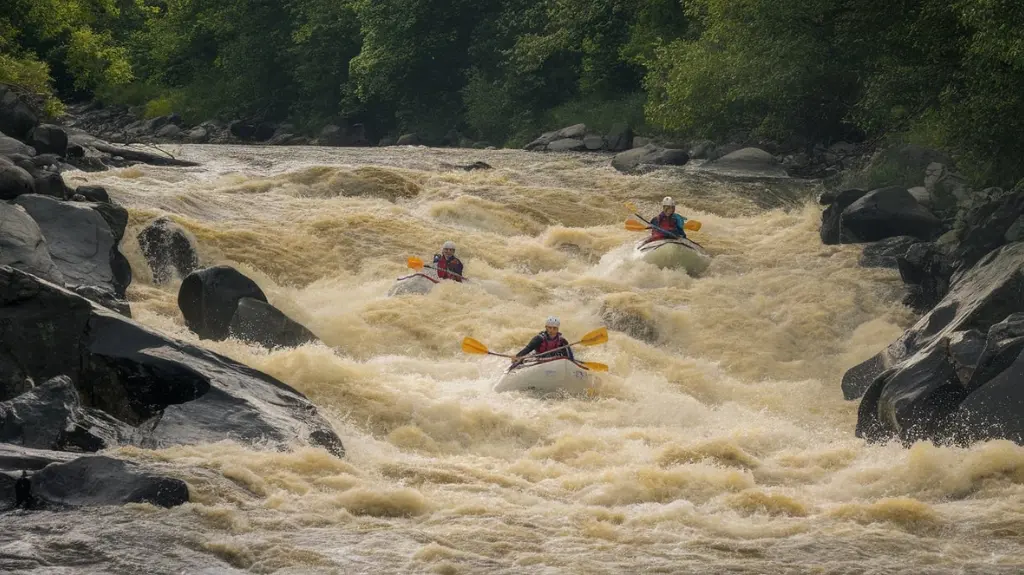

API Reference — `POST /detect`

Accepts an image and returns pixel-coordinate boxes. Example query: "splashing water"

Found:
[3,145,1023,574]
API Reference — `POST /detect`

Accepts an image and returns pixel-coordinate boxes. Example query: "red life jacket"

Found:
[435,255,463,281]
[650,213,679,241]
[536,332,568,356]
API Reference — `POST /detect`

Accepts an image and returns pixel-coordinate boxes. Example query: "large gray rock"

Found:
[228,297,319,349]
[32,171,68,199]
[178,265,268,340]
[27,455,190,509]
[547,138,586,152]
[819,188,868,244]
[137,216,199,284]
[0,87,39,140]
[0,133,34,156]
[605,124,633,152]
[943,347,1024,445]
[0,157,36,200]
[840,186,943,242]
[524,124,588,151]
[0,201,65,284]
[0,376,138,450]
[859,236,921,269]
[611,144,689,173]
[27,124,68,156]
[12,194,131,296]
[849,243,1024,444]
[0,265,344,456]
[702,147,788,177]
[951,185,1024,272]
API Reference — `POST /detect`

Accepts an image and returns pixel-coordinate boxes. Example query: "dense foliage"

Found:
[2,0,1023,184]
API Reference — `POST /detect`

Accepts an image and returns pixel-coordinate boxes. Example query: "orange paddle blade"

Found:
[407,256,425,270]
[684,220,702,231]
[625,219,649,232]
[579,327,609,346]
[461,337,489,355]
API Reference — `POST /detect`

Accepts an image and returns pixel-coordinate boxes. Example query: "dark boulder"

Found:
[0,201,65,284]
[28,455,189,509]
[178,265,267,340]
[942,347,1024,445]
[611,144,689,174]
[0,157,36,200]
[70,285,131,317]
[27,124,68,156]
[12,194,131,296]
[605,124,633,152]
[0,87,39,140]
[849,242,1024,443]
[0,132,35,156]
[137,216,199,284]
[228,297,319,349]
[820,188,870,246]
[0,376,139,451]
[701,147,787,177]
[859,236,921,269]
[951,185,1024,273]
[32,171,69,199]
[76,185,110,203]
[0,265,344,456]
[840,187,943,243]
[896,242,953,311]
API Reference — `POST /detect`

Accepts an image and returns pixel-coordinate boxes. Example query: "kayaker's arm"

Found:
[514,335,544,360]
[449,258,464,283]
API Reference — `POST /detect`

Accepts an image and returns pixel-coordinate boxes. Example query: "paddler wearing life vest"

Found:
[643,196,688,244]
[433,240,464,282]
[511,317,574,366]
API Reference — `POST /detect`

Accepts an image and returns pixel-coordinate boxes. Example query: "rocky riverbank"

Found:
[2,85,343,513]
[818,145,1024,446]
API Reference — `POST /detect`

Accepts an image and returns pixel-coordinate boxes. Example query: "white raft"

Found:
[493,358,599,396]
[387,269,440,296]
[632,238,711,275]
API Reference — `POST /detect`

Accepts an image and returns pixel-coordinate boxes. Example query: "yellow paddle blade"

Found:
[581,361,609,372]
[625,202,638,213]
[625,219,648,232]
[579,327,609,346]
[407,256,424,270]
[461,337,489,355]
[684,220,702,232]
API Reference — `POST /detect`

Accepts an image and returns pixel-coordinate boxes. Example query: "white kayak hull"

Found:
[633,238,711,274]
[493,358,598,395]
[387,272,439,296]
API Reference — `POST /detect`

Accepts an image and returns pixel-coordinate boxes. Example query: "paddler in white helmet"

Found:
[432,240,464,282]
[643,196,689,244]
[511,316,574,366]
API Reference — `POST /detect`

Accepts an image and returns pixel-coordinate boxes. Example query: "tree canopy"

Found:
[3,0,1023,185]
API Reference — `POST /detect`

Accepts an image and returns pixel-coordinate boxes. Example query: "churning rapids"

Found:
[3,144,1023,574]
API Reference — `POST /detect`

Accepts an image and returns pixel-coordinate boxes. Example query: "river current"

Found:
[2,144,1022,574]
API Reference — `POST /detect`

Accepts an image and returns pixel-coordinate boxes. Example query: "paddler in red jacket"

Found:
[432,240,464,282]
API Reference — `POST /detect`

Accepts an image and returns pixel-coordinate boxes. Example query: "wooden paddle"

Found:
[407,256,468,280]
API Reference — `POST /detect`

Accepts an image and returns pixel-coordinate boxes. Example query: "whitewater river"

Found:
[3,144,1022,574]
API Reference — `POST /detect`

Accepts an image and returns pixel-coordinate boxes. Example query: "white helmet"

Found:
[442,240,456,251]
[545,316,560,327]
[662,196,676,207]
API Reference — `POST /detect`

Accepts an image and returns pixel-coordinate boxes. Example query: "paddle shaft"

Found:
[633,212,685,241]
[421,262,468,281]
